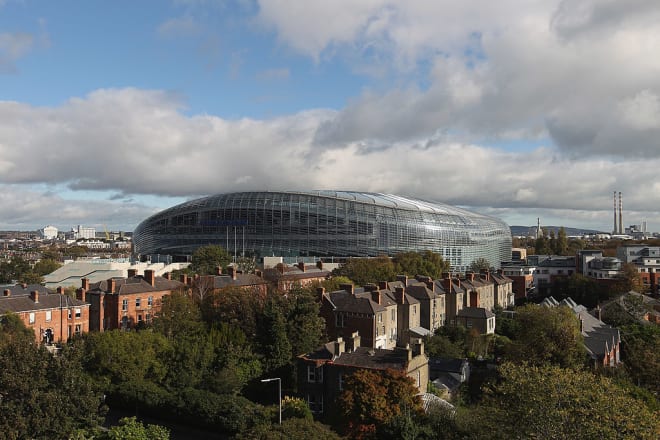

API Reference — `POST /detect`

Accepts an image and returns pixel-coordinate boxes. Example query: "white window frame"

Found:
[45,310,51,322]
[29,312,35,324]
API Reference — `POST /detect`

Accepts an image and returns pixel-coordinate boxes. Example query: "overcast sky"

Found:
[1,0,659,233]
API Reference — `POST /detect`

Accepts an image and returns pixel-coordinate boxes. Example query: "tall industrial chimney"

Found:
[613,191,617,235]
[618,192,623,235]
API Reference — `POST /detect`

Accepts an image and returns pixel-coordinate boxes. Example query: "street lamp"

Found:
[260,377,281,424]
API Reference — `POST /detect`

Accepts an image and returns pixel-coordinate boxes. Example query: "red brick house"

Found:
[84,269,185,331]
[263,262,330,292]
[0,284,90,344]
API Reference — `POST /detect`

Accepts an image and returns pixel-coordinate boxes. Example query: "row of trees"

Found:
[333,251,450,285]
[0,256,61,284]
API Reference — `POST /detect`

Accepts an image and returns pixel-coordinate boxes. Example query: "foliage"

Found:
[0,256,32,283]
[235,256,257,273]
[237,417,342,440]
[33,258,62,276]
[281,395,313,420]
[0,318,103,439]
[468,257,491,273]
[152,291,205,340]
[620,324,660,395]
[256,298,292,372]
[202,286,264,338]
[393,251,449,279]
[425,329,465,359]
[281,286,325,358]
[190,245,232,275]
[332,255,396,286]
[618,263,645,293]
[465,362,660,439]
[336,368,422,439]
[320,275,354,292]
[504,304,586,369]
[103,417,170,440]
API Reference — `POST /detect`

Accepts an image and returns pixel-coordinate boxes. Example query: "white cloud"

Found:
[0,32,33,73]
[157,16,202,38]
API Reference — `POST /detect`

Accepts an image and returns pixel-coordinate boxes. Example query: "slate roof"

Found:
[0,293,87,313]
[1,284,51,297]
[332,346,411,370]
[201,274,268,289]
[457,307,495,319]
[89,276,184,295]
[405,284,438,300]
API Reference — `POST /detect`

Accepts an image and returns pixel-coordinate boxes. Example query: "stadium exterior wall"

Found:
[133,191,512,271]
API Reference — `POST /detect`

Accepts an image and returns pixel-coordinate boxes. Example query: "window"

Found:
[135,298,141,308]
[122,299,128,311]
[45,310,51,322]
[338,373,344,391]
[68,309,72,320]
[74,324,82,335]
[307,365,316,382]
[335,313,344,328]
[148,296,153,307]
[121,316,128,329]
[138,314,143,323]
[29,312,35,324]
[391,309,396,321]
[307,394,324,414]
[413,305,417,315]
[145,313,152,324]
[75,308,81,318]
[378,313,383,323]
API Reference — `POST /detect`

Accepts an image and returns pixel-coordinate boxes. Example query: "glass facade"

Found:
[133,191,512,271]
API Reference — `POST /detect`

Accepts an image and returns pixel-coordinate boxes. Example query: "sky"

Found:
[1,0,660,233]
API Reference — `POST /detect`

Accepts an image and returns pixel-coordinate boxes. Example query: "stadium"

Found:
[133,191,512,271]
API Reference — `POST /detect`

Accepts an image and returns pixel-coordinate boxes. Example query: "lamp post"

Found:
[260,377,281,424]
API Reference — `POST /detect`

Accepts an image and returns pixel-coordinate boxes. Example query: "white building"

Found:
[72,225,96,240]
[41,225,58,240]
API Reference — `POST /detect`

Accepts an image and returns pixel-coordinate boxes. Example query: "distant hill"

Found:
[510,225,605,237]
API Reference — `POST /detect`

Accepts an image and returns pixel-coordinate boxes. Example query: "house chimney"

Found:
[425,280,435,292]
[378,281,388,290]
[77,288,86,302]
[30,290,39,303]
[180,273,188,285]
[396,275,408,285]
[340,283,354,295]
[443,278,453,293]
[316,287,326,299]
[334,337,345,356]
[228,266,237,280]
[407,344,413,362]
[216,266,223,275]
[144,269,155,287]
[127,269,137,278]
[3,289,10,297]
[370,290,381,305]
[82,278,90,291]
[466,272,475,282]
[57,286,64,295]
[107,279,116,294]
[480,269,490,281]
[470,290,480,308]
[595,304,602,321]
[395,286,405,304]
[163,272,171,280]
[347,331,361,351]
[297,262,305,272]
[497,269,503,275]
[364,283,378,292]
[316,260,324,270]
[21,283,27,289]
[412,338,424,357]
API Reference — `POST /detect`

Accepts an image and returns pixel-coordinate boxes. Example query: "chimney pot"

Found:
[3,289,10,297]
[56,286,64,295]
[82,278,90,291]
[30,290,39,303]
[395,286,405,304]
[378,281,388,290]
[316,260,324,270]
[396,275,408,285]
[216,266,223,275]
[371,290,381,305]
[180,273,188,285]
[228,266,237,280]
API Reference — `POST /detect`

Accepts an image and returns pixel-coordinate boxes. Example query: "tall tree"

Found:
[256,298,292,372]
[393,251,449,279]
[555,227,568,255]
[465,362,660,439]
[505,304,586,369]
[468,257,491,273]
[336,368,422,439]
[332,256,396,286]
[190,245,232,275]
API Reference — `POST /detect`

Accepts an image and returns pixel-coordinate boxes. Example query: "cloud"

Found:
[257,1,660,159]
[157,16,202,38]
[0,32,34,73]
[2,87,660,231]
[0,185,159,230]
[255,67,290,81]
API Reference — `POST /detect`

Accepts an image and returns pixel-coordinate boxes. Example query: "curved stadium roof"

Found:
[133,191,511,271]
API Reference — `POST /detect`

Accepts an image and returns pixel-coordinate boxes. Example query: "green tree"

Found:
[190,245,232,275]
[393,251,449,279]
[103,417,170,440]
[621,324,660,395]
[555,227,568,255]
[465,362,660,439]
[505,304,586,369]
[33,258,62,275]
[283,286,325,358]
[256,298,292,372]
[336,368,422,439]
[237,417,342,440]
[332,256,396,286]
[468,257,491,273]
[0,316,103,439]
[152,291,205,340]
[618,263,644,293]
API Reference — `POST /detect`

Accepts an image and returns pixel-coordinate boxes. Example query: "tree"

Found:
[555,227,568,255]
[468,257,491,273]
[103,417,170,440]
[332,256,396,286]
[336,368,422,439]
[256,298,292,372]
[393,251,449,279]
[618,263,644,293]
[283,286,325,358]
[33,258,62,276]
[237,418,342,440]
[465,362,660,439]
[621,324,660,395]
[190,245,232,275]
[504,304,586,369]
[152,291,205,340]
